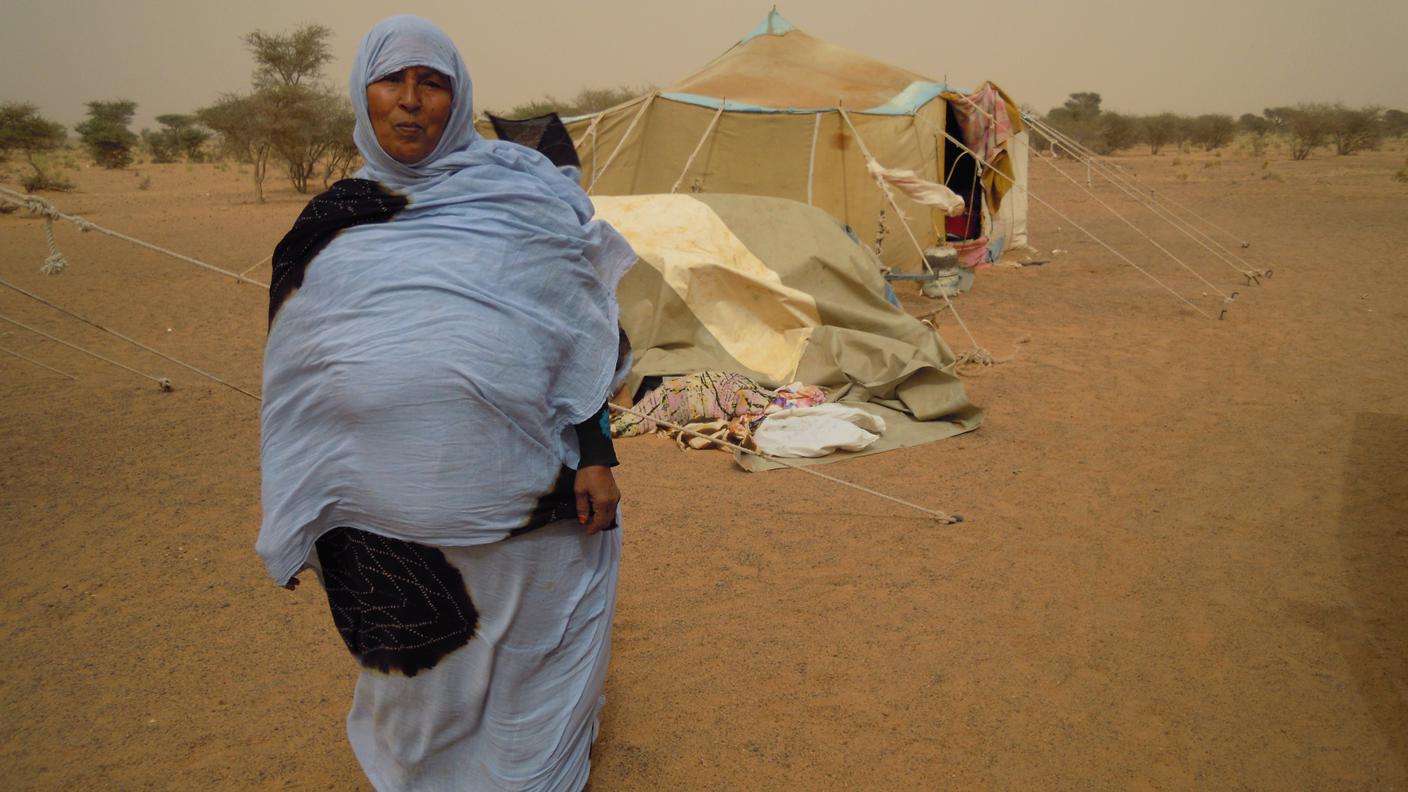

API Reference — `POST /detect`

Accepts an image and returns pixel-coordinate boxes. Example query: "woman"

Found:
[256,16,636,791]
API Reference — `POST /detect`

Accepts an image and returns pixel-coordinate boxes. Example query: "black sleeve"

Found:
[573,402,619,468]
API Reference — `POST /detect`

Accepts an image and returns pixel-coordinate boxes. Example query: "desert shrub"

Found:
[199,93,275,201]
[1095,112,1140,154]
[1037,91,1104,153]
[150,114,211,161]
[1384,110,1408,139]
[319,99,358,187]
[1189,114,1235,150]
[1140,113,1182,154]
[245,26,333,89]
[20,167,74,193]
[263,84,348,193]
[75,100,139,168]
[1265,104,1332,160]
[0,102,69,191]
[1241,131,1269,157]
[201,25,351,199]
[142,129,181,163]
[1238,113,1272,135]
[1328,105,1382,155]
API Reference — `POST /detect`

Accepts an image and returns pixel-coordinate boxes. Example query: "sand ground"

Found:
[2,144,1406,790]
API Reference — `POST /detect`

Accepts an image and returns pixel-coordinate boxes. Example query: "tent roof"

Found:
[661,10,953,115]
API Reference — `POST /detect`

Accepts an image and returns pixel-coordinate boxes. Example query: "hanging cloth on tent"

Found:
[950,84,1014,166]
[486,112,582,170]
[865,160,966,217]
[946,83,1023,213]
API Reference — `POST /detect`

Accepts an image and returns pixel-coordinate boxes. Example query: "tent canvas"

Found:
[594,192,983,468]
[480,10,1029,271]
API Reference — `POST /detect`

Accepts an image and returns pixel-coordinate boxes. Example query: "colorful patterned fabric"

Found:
[612,371,776,438]
[613,373,833,453]
[771,381,827,412]
[951,83,1014,166]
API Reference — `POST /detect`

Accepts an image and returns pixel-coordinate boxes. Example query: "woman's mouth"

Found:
[394,122,424,135]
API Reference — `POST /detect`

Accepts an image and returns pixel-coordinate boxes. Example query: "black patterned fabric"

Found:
[315,527,478,677]
[268,179,408,326]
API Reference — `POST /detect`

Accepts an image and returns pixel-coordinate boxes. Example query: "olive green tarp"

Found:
[595,193,982,469]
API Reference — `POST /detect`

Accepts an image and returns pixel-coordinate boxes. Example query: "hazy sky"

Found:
[3,0,1405,130]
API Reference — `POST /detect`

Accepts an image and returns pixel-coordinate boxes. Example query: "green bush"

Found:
[75,100,139,168]
[0,102,68,190]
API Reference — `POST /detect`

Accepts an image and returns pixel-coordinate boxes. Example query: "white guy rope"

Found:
[670,103,725,194]
[0,311,172,390]
[1027,113,1254,250]
[0,276,262,400]
[0,186,270,288]
[2,182,970,523]
[41,214,67,274]
[912,114,1215,319]
[0,344,76,380]
[239,253,272,279]
[586,93,656,195]
[964,103,1227,258]
[1036,153,1234,300]
[837,107,994,364]
[1017,115,1259,281]
[0,301,964,523]
[607,402,961,524]
[1019,113,1261,274]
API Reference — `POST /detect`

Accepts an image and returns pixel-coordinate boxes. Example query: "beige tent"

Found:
[483,10,1027,270]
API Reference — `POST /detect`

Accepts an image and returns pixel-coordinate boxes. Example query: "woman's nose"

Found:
[397,79,422,111]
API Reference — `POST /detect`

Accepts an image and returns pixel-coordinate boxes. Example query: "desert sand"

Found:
[2,143,1405,790]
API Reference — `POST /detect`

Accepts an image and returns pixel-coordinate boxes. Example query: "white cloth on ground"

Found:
[344,517,621,792]
[752,403,886,458]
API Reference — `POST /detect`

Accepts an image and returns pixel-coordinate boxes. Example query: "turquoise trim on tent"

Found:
[739,9,797,43]
[862,81,953,114]
[659,80,959,116]
[660,93,820,114]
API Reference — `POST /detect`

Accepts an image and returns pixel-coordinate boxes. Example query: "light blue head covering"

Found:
[350,15,481,184]
[257,16,637,585]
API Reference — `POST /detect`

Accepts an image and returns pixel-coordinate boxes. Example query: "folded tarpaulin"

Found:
[592,192,982,470]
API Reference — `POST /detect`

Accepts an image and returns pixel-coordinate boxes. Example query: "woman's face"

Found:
[366,66,454,164]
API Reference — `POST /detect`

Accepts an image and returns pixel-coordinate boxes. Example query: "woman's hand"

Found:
[283,563,312,591]
[574,465,620,535]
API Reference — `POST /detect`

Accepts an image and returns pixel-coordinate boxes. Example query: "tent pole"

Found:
[807,112,821,206]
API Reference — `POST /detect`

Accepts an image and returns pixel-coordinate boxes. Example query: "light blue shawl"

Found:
[256,16,635,585]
